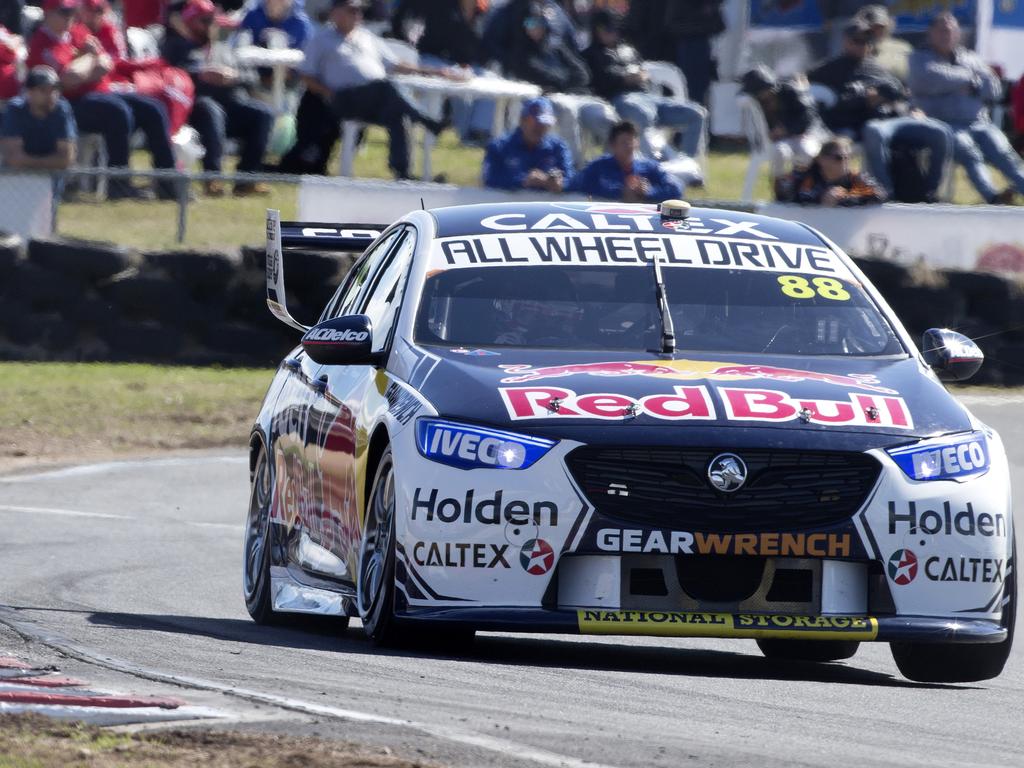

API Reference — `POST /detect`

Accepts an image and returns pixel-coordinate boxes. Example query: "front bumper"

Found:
[397,606,1008,644]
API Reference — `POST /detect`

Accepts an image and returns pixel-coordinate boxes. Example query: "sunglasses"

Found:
[826,152,851,161]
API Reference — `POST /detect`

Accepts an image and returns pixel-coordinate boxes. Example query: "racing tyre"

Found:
[756,639,860,663]
[243,444,278,624]
[891,539,1017,683]
[357,448,402,646]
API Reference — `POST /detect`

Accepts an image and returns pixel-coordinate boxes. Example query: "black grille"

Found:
[565,446,881,531]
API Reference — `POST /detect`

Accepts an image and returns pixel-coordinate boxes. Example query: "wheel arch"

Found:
[249,427,268,481]
[364,424,391,508]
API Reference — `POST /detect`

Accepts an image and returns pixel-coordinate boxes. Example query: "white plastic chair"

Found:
[339,38,422,177]
[548,92,617,168]
[738,94,776,202]
[641,60,708,184]
[126,27,160,60]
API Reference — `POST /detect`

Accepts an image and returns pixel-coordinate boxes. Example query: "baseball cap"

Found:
[182,0,215,23]
[857,4,892,29]
[520,96,556,125]
[43,0,79,13]
[25,65,60,89]
[843,18,873,42]
[332,0,367,8]
[81,0,108,10]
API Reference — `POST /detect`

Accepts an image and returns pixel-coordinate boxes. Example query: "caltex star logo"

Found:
[520,538,555,575]
[887,548,918,585]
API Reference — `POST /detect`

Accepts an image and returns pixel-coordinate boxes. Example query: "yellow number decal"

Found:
[778,275,851,301]
[811,277,851,301]
[778,275,816,299]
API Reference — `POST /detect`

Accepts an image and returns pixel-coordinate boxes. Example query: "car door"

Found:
[301,227,412,586]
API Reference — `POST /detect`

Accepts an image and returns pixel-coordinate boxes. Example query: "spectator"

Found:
[482,0,580,70]
[238,0,313,51]
[482,96,573,191]
[818,1,872,56]
[28,0,177,199]
[76,0,126,60]
[162,0,274,196]
[808,19,951,202]
[777,136,885,206]
[278,0,459,179]
[664,0,724,106]
[624,0,672,62]
[584,9,706,162]
[0,65,76,174]
[856,4,911,83]
[122,0,165,29]
[391,0,482,67]
[909,12,1023,205]
[0,24,23,99]
[502,2,589,94]
[570,120,682,201]
[0,1,24,36]
[739,65,828,180]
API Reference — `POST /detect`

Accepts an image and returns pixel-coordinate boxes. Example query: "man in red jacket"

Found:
[28,0,176,198]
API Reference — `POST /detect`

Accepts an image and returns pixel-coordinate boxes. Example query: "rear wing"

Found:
[265,209,388,332]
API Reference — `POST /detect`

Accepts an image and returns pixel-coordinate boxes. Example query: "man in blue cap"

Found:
[570,120,682,202]
[482,96,574,192]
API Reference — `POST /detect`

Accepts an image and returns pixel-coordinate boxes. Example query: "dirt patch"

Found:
[0,714,436,768]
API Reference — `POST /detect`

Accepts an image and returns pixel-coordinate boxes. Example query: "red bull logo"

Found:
[498,360,897,395]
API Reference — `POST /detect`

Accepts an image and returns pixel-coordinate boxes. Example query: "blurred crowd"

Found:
[0,0,1022,207]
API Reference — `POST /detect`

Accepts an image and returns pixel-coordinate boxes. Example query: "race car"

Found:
[245,200,1015,683]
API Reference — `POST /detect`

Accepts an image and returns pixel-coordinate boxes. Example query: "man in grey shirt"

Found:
[909,12,1022,204]
[278,0,461,177]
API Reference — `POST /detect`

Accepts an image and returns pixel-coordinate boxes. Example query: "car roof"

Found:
[427,201,827,246]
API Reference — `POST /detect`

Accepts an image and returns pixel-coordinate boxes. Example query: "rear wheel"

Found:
[757,639,860,663]
[891,538,1017,683]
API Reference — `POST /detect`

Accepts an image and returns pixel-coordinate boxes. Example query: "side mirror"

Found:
[301,315,380,366]
[922,328,984,382]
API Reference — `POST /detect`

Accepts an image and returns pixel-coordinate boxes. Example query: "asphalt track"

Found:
[2,394,1024,767]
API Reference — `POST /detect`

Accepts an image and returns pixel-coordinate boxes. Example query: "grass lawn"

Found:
[53,127,990,251]
[0,363,273,469]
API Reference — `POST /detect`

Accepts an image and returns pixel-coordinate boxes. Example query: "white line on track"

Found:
[0,455,246,484]
[0,505,133,520]
[0,608,618,768]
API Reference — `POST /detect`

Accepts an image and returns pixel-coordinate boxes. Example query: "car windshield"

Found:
[415,249,903,357]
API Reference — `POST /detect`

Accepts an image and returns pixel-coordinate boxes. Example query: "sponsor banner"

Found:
[431,233,850,278]
[501,384,913,428]
[416,418,556,471]
[498,359,897,395]
[413,541,511,569]
[888,500,1006,538]
[591,528,854,558]
[577,610,879,640]
[887,548,1005,585]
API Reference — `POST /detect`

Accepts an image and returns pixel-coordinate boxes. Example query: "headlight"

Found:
[887,431,989,482]
[416,418,556,470]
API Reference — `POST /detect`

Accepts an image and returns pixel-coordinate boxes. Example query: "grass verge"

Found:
[0,363,273,469]
[0,714,431,768]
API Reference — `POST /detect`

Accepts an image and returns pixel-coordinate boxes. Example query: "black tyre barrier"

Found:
[853,256,911,294]
[5,262,87,311]
[0,232,24,280]
[144,250,240,295]
[201,322,294,364]
[28,237,136,282]
[941,270,1024,328]
[278,249,351,291]
[98,270,197,323]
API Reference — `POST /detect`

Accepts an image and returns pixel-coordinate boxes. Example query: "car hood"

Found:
[412,347,973,448]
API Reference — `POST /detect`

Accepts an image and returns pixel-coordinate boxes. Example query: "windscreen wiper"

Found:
[651,252,676,354]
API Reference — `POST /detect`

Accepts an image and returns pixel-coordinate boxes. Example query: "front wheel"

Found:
[757,639,860,662]
[891,539,1016,683]
[243,444,277,624]
[357,448,402,645]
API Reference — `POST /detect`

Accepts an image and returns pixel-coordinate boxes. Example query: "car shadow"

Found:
[82,609,972,690]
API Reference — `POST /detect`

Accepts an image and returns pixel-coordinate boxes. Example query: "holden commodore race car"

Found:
[245,200,1015,683]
